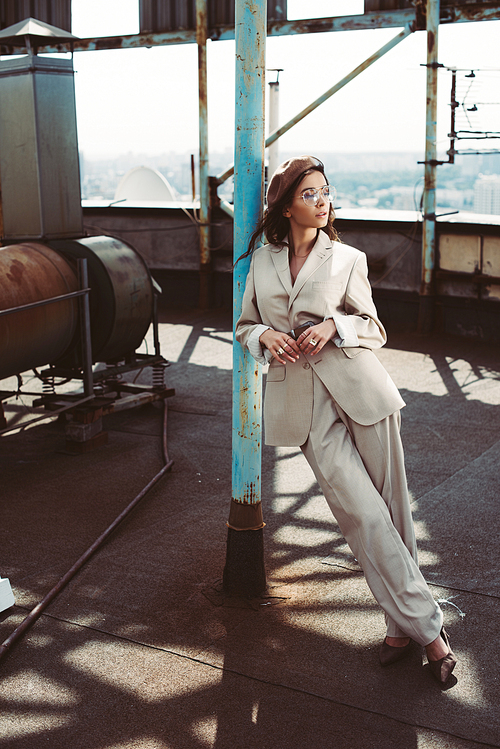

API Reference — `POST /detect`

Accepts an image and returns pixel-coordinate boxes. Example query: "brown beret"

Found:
[266,155,324,209]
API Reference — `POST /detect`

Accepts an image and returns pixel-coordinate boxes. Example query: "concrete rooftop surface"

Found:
[1,305,499,749]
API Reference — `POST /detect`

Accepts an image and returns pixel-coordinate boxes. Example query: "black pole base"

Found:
[222,527,266,598]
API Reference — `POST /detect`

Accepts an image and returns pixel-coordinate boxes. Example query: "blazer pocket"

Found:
[341,346,368,359]
[312,281,342,290]
[266,363,286,382]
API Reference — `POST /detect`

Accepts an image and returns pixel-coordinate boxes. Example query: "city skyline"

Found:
[80,148,500,216]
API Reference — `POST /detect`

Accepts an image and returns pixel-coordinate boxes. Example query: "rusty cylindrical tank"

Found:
[0,236,155,381]
[49,235,154,365]
[0,242,78,381]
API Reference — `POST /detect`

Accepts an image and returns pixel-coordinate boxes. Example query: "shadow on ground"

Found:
[0,308,498,748]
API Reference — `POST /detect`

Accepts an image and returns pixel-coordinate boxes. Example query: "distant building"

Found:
[473,175,500,215]
[480,153,500,175]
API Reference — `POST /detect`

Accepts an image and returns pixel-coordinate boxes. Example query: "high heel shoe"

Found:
[427,628,457,684]
[379,637,413,666]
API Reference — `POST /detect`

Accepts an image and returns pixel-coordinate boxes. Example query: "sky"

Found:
[69,0,500,162]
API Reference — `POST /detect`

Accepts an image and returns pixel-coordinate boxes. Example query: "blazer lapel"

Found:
[270,246,293,296]
[288,232,333,310]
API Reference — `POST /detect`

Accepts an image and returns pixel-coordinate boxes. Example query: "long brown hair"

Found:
[236,165,339,265]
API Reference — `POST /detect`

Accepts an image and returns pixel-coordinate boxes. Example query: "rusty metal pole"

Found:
[222,0,267,597]
[196,0,211,308]
[418,0,440,333]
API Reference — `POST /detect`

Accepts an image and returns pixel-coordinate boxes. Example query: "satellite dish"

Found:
[114,166,177,202]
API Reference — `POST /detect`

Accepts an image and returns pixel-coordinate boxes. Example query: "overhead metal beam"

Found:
[7,6,500,55]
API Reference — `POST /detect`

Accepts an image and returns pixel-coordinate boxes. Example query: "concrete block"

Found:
[66,417,103,442]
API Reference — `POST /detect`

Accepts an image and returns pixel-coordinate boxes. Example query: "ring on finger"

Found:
[277,346,284,355]
[310,339,317,346]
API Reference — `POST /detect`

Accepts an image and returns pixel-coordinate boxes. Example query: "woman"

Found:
[235,155,456,684]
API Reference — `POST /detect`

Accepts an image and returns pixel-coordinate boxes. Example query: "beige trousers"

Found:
[300,374,443,646]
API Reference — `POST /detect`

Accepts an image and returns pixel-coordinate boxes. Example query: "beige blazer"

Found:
[236,230,405,446]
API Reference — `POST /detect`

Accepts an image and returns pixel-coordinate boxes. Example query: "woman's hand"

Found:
[259,329,300,364]
[297,319,336,356]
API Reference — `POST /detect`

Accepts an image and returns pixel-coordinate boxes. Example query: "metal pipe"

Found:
[196,0,211,308]
[190,154,196,202]
[217,25,412,186]
[447,67,457,164]
[268,78,280,180]
[0,288,89,317]
[77,259,94,398]
[223,0,267,597]
[153,293,161,357]
[0,399,173,662]
[418,0,440,334]
[219,200,234,218]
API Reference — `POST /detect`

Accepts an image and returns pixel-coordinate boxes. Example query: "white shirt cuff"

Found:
[325,314,359,348]
[247,325,273,364]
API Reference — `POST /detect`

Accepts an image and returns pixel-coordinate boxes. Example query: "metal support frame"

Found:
[12,5,500,56]
[196,0,211,308]
[418,0,440,334]
[217,25,413,186]
[223,0,267,598]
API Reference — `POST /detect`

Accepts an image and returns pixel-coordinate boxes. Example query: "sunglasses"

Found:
[295,185,335,207]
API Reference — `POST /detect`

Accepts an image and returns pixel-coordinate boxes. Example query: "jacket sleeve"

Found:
[339,252,387,350]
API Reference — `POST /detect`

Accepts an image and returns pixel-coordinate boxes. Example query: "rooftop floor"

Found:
[1,307,499,749]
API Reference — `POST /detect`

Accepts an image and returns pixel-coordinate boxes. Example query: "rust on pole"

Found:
[196,0,211,307]
[418,0,440,334]
[222,0,267,598]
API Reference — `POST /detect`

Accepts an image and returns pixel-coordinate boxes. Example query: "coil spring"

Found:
[42,376,56,395]
[152,363,166,389]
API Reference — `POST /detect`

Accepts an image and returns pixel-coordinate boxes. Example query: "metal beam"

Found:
[8,6,500,55]
[418,0,440,334]
[196,0,211,308]
[267,79,280,181]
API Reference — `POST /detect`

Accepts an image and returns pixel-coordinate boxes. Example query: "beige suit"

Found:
[236,230,405,445]
[235,230,443,646]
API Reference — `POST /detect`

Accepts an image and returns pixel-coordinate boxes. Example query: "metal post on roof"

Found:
[196,0,211,308]
[418,0,440,333]
[222,0,267,598]
[267,69,282,181]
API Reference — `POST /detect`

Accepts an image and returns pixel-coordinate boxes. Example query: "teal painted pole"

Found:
[418,0,440,333]
[223,0,267,597]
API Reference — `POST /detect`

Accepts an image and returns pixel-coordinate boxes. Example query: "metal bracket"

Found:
[422,210,459,221]
[417,159,452,166]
